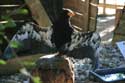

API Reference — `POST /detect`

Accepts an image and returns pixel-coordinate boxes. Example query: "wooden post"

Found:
[103,0,106,15]
[86,0,90,31]
[30,54,74,83]
[25,0,52,28]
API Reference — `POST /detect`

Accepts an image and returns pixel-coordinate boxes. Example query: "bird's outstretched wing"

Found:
[2,22,56,60]
[61,31,101,69]
[63,31,101,52]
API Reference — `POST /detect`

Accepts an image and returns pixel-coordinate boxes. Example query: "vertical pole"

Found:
[86,0,90,31]
[103,0,106,15]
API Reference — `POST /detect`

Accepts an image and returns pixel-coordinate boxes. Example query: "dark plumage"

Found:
[51,9,73,50]
[41,0,63,24]
[51,9,101,55]
[51,9,101,68]
[2,8,101,65]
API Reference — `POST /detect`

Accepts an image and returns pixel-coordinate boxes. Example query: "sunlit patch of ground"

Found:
[96,15,115,44]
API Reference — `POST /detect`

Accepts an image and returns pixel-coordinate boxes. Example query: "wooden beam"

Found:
[99,3,124,9]
[25,0,52,28]
[90,3,124,9]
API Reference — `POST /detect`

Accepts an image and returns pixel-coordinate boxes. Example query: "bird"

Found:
[50,8,101,68]
[2,8,77,60]
[51,8,101,55]
[2,8,101,68]
[51,8,74,51]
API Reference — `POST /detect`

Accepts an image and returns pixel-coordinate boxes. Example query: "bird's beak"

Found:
[68,12,75,17]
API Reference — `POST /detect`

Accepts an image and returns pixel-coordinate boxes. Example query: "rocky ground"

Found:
[0,44,125,83]
[75,44,125,83]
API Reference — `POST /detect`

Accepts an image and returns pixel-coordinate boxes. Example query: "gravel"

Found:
[0,44,125,83]
[73,44,125,83]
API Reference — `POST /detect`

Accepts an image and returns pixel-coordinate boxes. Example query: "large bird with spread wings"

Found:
[2,8,101,69]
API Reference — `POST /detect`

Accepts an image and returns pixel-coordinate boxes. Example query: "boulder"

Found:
[30,53,74,83]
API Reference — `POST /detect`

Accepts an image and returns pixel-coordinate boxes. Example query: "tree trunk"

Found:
[25,0,52,28]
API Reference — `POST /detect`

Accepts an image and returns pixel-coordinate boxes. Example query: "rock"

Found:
[30,53,74,83]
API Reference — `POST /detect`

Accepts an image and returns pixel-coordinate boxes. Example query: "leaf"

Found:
[0,37,3,44]
[0,24,6,31]
[10,40,21,48]
[17,8,29,15]
[0,40,2,44]
[32,76,41,83]
[0,59,6,65]
[0,32,5,36]
[0,30,4,45]
[1,16,16,28]
[4,19,16,28]
[1,15,10,20]
[22,61,35,66]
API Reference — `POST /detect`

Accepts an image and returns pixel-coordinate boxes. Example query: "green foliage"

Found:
[17,8,29,15]
[0,24,5,44]
[1,15,10,20]
[0,40,2,44]
[0,24,6,31]
[22,61,35,67]
[0,59,7,65]
[20,68,42,83]
[10,40,22,48]
[0,7,42,83]
[0,38,3,44]
[1,15,16,28]
[0,6,43,83]
[32,76,42,83]
[0,32,5,36]
[4,19,16,28]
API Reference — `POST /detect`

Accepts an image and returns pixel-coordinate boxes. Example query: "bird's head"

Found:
[62,8,76,17]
